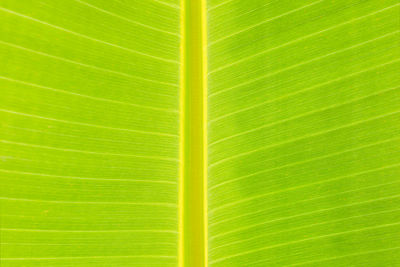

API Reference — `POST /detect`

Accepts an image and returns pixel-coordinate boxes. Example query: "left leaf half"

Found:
[0,0,181,266]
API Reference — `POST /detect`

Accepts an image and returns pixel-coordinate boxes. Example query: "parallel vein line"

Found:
[0,139,178,161]
[209,0,323,45]
[0,155,164,172]
[0,197,176,207]
[209,85,400,167]
[151,0,180,9]
[73,0,179,36]
[211,165,400,215]
[288,246,400,266]
[211,183,400,235]
[0,228,178,233]
[209,112,400,191]
[209,58,400,124]
[209,163,400,226]
[0,41,178,88]
[209,29,399,97]
[0,241,175,246]
[210,222,400,264]
[1,255,176,260]
[0,168,176,184]
[0,76,178,112]
[3,124,177,147]
[210,194,400,240]
[210,208,400,252]
[207,0,235,11]
[0,109,178,137]
[209,3,399,73]
[0,7,178,63]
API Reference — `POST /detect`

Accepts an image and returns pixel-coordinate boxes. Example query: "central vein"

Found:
[179,0,208,266]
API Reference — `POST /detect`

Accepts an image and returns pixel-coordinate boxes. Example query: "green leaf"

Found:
[207,0,400,266]
[1,0,400,266]
[0,0,180,266]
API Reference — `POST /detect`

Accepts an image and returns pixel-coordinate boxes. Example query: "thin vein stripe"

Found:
[0,76,178,112]
[73,0,179,36]
[210,222,400,264]
[152,0,180,9]
[0,242,176,246]
[210,208,400,252]
[288,246,400,266]
[209,163,400,226]
[3,124,177,147]
[0,168,177,184]
[210,194,400,241]
[207,0,235,11]
[0,139,179,162]
[0,155,165,172]
[0,197,177,207]
[0,109,179,137]
[209,58,400,124]
[0,41,178,88]
[209,3,399,73]
[1,255,176,260]
[0,228,178,233]
[209,0,324,45]
[210,168,400,218]
[0,7,179,63]
[210,181,400,239]
[209,29,399,97]
[209,112,400,191]
[209,85,400,168]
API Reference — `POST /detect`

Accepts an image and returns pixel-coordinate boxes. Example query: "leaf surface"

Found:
[0,0,180,266]
[207,0,400,266]
[1,0,400,266]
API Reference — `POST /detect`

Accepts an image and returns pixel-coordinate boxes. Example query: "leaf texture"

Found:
[207,0,400,266]
[0,0,180,266]
[1,0,400,266]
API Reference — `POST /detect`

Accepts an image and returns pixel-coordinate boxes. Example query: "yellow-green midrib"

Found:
[180,0,208,266]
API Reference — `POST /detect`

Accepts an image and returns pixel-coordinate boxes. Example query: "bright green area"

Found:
[0,0,180,266]
[207,0,400,266]
[1,0,400,266]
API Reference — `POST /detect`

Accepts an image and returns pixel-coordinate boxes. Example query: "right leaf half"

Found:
[207,0,400,266]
